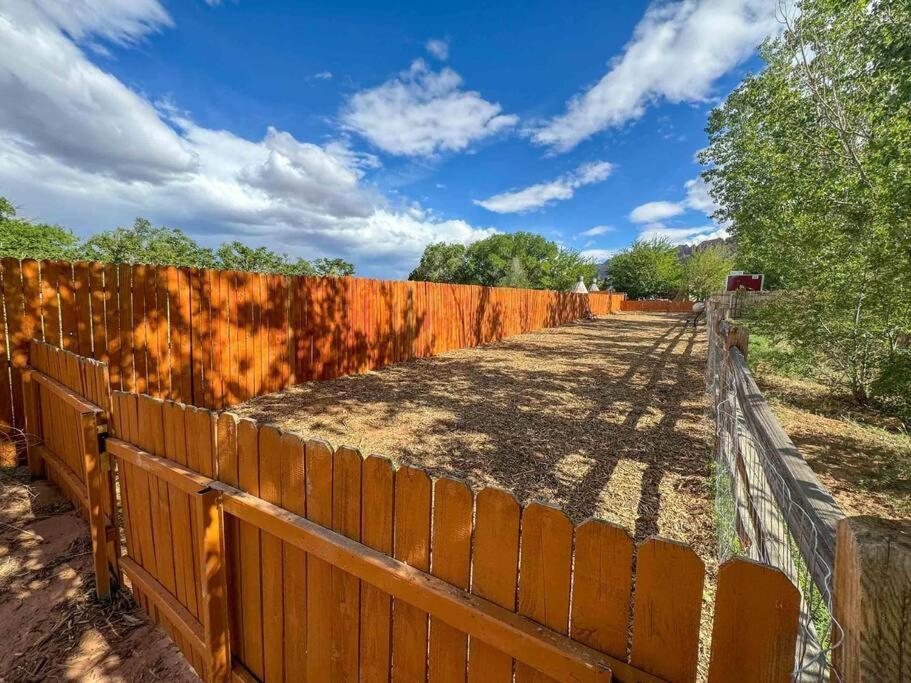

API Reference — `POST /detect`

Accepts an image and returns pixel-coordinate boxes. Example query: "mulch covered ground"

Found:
[236,312,716,558]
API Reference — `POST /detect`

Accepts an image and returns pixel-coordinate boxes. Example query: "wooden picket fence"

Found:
[621,299,694,313]
[21,339,118,598]
[0,259,595,436]
[588,292,626,316]
[96,391,803,683]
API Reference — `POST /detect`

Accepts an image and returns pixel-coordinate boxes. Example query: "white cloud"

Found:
[638,222,729,245]
[580,248,618,263]
[474,161,613,214]
[532,0,781,151]
[0,3,495,277]
[341,59,517,156]
[579,225,614,237]
[425,38,449,60]
[629,201,684,224]
[313,71,333,80]
[629,175,719,223]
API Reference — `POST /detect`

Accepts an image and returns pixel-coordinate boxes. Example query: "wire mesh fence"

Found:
[705,296,844,681]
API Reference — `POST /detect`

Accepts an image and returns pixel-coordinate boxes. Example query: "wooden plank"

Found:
[468,487,520,683]
[570,520,634,661]
[120,556,206,655]
[303,438,333,679]
[630,538,704,682]
[359,455,394,683]
[73,262,93,357]
[195,488,232,682]
[429,478,473,683]
[331,446,363,681]
[215,481,629,683]
[279,431,307,680]
[258,425,285,683]
[216,412,245,663]
[516,502,574,683]
[57,262,77,351]
[707,559,799,682]
[40,261,61,347]
[236,418,264,680]
[81,411,110,599]
[116,264,133,391]
[833,516,911,683]
[392,465,432,683]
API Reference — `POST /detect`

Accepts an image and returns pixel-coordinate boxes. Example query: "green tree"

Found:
[680,245,734,300]
[0,196,83,260]
[313,257,355,277]
[409,232,596,290]
[606,238,682,299]
[216,241,313,275]
[701,0,911,403]
[408,242,468,283]
[82,218,216,268]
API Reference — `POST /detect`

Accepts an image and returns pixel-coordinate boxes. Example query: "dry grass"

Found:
[236,313,716,557]
[756,373,911,519]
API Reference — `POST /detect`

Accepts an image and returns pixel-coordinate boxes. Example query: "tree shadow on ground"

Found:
[237,313,714,550]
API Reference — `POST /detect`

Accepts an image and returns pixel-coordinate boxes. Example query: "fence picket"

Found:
[279,431,308,679]
[258,425,285,683]
[570,520,634,660]
[332,446,364,681]
[305,438,334,680]
[392,465,432,683]
[237,418,265,679]
[707,559,799,682]
[515,503,574,683]
[429,478,473,682]
[630,538,705,682]
[468,487,520,683]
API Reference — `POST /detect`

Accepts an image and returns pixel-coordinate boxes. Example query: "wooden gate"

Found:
[105,392,802,683]
[21,340,119,598]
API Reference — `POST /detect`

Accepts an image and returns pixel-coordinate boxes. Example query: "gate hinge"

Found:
[100,451,112,472]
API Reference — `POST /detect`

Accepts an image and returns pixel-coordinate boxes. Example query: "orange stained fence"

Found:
[21,340,118,598]
[0,259,597,432]
[589,292,626,316]
[102,392,801,683]
[621,299,695,313]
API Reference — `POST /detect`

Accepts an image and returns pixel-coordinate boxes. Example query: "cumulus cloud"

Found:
[629,201,684,224]
[579,225,613,237]
[474,161,613,214]
[0,2,495,276]
[638,223,729,245]
[341,59,517,156]
[629,176,718,223]
[532,0,781,151]
[425,38,449,60]
[580,248,617,263]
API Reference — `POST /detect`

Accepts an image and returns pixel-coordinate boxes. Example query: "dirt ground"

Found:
[756,373,911,519]
[0,467,196,683]
[237,313,716,557]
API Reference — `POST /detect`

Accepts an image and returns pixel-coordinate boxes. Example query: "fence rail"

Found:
[705,294,846,680]
[0,258,598,434]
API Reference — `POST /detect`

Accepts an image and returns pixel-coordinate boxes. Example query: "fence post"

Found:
[194,487,231,682]
[21,369,44,476]
[832,516,911,682]
[80,411,110,600]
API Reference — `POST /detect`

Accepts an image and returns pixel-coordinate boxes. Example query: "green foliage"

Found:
[83,218,216,268]
[408,232,596,290]
[680,245,733,300]
[408,243,468,283]
[871,351,911,430]
[701,0,911,406]
[313,257,355,277]
[0,199,83,260]
[606,238,682,299]
[0,197,355,277]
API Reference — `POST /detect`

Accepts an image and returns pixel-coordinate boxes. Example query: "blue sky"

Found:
[0,0,780,278]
